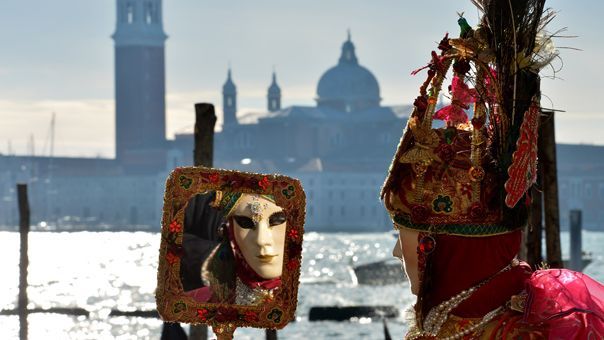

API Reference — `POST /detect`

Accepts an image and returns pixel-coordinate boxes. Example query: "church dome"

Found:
[316,33,381,112]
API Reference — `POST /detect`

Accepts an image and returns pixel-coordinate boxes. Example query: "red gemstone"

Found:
[418,235,436,254]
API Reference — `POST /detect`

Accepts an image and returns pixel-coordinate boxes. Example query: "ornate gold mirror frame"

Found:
[156,167,305,339]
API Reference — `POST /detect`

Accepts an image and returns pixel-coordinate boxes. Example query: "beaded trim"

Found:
[406,261,515,339]
[393,213,517,236]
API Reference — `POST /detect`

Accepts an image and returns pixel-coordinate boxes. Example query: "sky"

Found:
[1,0,603,158]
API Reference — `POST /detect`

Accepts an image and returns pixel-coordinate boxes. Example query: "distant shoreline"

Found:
[1,226,602,233]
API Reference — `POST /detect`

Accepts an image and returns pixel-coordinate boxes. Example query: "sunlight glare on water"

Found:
[0,230,602,339]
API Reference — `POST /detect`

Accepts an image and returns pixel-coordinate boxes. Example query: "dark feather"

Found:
[480,0,546,166]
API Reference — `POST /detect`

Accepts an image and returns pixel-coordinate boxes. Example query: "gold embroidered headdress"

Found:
[381,2,557,237]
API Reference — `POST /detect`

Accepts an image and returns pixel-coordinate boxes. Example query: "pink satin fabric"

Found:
[423,229,604,338]
[185,286,214,303]
[525,269,604,339]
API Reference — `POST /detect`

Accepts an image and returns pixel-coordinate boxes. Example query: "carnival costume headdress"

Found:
[381,7,549,237]
[382,1,604,338]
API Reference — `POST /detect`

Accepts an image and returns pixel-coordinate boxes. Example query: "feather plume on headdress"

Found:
[471,0,553,162]
[471,0,560,215]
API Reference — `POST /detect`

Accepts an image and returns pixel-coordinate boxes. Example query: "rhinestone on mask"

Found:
[248,196,269,224]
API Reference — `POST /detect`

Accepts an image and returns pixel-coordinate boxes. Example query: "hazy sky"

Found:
[1,1,602,158]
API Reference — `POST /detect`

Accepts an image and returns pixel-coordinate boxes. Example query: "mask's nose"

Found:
[256,220,273,250]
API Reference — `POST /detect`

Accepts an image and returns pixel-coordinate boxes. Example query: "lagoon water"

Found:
[0,230,603,339]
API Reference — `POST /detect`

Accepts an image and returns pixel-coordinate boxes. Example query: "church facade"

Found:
[201,34,411,230]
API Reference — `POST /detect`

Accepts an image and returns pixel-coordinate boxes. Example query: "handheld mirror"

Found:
[156,167,305,338]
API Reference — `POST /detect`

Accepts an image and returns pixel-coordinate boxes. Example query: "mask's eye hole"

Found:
[233,215,255,229]
[269,211,286,226]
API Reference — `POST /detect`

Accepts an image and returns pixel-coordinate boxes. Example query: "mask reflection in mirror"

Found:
[184,191,286,305]
[230,194,286,279]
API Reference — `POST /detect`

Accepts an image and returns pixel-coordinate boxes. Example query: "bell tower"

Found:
[112,0,168,162]
[222,68,238,128]
[267,71,281,112]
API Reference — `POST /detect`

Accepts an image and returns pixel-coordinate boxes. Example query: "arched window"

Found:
[145,2,154,24]
[127,2,134,24]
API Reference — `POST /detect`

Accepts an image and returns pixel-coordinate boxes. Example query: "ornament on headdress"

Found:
[433,74,477,126]
[457,12,474,39]
[398,115,439,165]
[504,99,540,208]
[418,235,436,255]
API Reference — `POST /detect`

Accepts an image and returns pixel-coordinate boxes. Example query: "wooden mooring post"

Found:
[17,183,30,340]
[189,103,217,340]
[569,210,583,271]
[540,110,563,269]
[522,110,563,269]
[524,185,543,268]
[191,103,278,340]
[193,103,217,168]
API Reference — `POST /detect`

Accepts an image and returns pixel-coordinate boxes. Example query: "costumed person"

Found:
[382,1,604,339]
[186,192,286,305]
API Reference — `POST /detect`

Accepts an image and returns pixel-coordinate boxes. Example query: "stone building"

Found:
[1,1,603,231]
[198,33,410,230]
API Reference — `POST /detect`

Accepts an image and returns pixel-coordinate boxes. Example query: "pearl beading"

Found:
[407,305,504,340]
[423,286,478,334]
